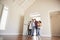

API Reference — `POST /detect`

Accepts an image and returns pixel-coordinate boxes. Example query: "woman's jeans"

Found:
[32,26,40,36]
[36,28,40,36]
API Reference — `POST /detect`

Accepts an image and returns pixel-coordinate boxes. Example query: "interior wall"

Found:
[24,0,60,37]
[0,3,3,28]
[0,3,3,19]
[0,0,25,35]
[0,0,36,35]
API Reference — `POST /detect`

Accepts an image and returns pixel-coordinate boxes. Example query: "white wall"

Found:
[0,4,2,16]
[0,3,3,18]
[0,3,3,28]
[0,0,36,35]
[24,0,60,37]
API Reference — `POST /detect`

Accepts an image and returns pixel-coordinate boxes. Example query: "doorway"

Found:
[50,11,60,36]
[23,12,41,35]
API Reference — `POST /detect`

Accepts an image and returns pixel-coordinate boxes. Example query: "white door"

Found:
[51,13,60,36]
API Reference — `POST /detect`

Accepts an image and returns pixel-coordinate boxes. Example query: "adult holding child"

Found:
[36,21,42,36]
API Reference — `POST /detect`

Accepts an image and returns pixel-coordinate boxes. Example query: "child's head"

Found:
[39,21,42,23]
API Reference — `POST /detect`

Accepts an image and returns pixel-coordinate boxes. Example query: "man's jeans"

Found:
[31,26,36,36]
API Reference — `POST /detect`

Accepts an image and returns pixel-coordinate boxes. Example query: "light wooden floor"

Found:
[0,35,60,40]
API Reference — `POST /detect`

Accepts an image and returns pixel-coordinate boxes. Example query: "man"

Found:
[31,19,36,36]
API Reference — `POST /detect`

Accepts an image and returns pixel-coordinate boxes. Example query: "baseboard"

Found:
[0,33,22,35]
[1,33,51,37]
[52,34,60,36]
[41,34,51,37]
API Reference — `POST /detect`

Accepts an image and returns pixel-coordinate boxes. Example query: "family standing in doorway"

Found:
[28,19,42,36]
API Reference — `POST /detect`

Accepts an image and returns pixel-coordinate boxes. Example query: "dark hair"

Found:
[30,21,31,22]
[39,21,42,23]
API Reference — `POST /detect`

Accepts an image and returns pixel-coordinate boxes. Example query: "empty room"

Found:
[0,0,60,40]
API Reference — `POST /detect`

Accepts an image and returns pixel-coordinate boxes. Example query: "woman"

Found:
[28,21,32,35]
[36,21,42,36]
